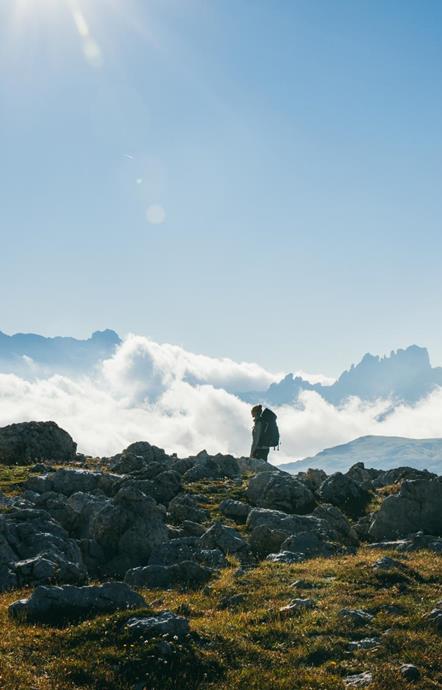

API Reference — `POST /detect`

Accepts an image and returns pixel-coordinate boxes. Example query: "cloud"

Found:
[1,334,442,462]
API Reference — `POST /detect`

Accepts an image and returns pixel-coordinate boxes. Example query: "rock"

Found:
[344,672,373,687]
[249,525,290,557]
[372,556,407,571]
[280,531,340,558]
[290,579,319,590]
[372,467,437,489]
[294,468,327,491]
[182,454,240,482]
[338,608,374,625]
[400,664,420,682]
[181,520,206,537]
[318,472,370,517]
[219,498,251,523]
[9,582,145,623]
[199,522,247,554]
[0,421,76,466]
[247,471,315,514]
[148,537,228,570]
[369,479,442,540]
[279,598,316,616]
[126,611,189,639]
[266,551,304,564]
[89,484,168,576]
[125,561,213,589]
[237,456,272,474]
[168,494,208,524]
[348,637,380,650]
[312,503,359,546]
[0,507,86,591]
[423,606,442,632]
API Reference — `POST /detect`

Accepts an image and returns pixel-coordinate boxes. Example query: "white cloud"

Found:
[1,335,442,463]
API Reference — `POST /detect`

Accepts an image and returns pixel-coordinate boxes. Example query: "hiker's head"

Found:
[251,404,262,419]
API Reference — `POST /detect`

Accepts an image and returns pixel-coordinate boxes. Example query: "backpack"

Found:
[259,408,280,448]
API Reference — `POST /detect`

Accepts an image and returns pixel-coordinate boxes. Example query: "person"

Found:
[250,404,279,461]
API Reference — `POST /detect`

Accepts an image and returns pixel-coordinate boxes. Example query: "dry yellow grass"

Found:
[0,547,441,690]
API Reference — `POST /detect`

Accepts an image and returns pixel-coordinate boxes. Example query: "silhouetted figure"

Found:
[250,404,279,461]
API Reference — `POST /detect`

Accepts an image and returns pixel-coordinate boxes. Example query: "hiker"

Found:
[250,404,279,461]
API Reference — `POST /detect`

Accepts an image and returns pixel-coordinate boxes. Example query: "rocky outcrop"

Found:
[9,582,145,623]
[246,471,315,514]
[0,421,76,466]
[369,479,442,540]
[318,472,371,517]
[125,561,213,589]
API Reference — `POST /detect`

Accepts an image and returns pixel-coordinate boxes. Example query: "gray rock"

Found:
[370,532,442,553]
[148,537,228,570]
[247,471,315,514]
[199,522,247,554]
[423,606,442,632]
[125,560,213,589]
[372,466,436,489]
[219,498,251,523]
[9,582,145,623]
[279,598,316,616]
[294,468,327,491]
[266,551,304,564]
[14,553,86,587]
[318,472,370,516]
[372,556,407,571]
[126,611,189,639]
[400,664,420,682]
[0,421,76,466]
[369,479,442,540]
[280,531,340,558]
[183,454,240,482]
[89,484,168,576]
[344,672,373,687]
[348,637,380,650]
[312,503,359,545]
[338,608,374,625]
[249,525,290,557]
[168,493,208,524]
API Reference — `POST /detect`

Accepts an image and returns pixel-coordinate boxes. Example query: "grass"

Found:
[0,547,441,690]
[0,464,33,496]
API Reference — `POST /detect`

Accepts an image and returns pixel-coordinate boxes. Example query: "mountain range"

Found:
[279,435,442,474]
[242,345,442,406]
[0,329,121,376]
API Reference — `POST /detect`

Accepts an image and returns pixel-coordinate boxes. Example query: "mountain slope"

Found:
[279,434,442,474]
[0,329,121,376]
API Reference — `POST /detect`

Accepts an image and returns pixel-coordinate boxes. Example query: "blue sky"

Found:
[1,0,442,376]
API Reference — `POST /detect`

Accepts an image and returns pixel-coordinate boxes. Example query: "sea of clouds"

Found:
[1,334,442,463]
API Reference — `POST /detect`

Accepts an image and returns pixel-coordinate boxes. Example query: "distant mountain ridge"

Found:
[0,329,121,376]
[241,345,442,406]
[279,435,442,475]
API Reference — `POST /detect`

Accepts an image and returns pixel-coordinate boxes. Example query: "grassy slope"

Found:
[0,548,441,690]
[1,469,441,690]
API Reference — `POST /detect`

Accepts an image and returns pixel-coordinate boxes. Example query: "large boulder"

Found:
[0,508,86,591]
[0,421,76,466]
[125,561,213,589]
[369,479,442,541]
[199,522,248,554]
[89,484,168,576]
[219,498,251,523]
[148,536,228,570]
[372,467,437,489]
[318,473,371,517]
[9,582,145,623]
[182,453,240,482]
[246,471,315,514]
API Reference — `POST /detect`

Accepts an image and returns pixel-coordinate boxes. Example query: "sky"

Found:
[1,0,442,377]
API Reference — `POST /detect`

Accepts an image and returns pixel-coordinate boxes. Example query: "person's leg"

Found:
[255,448,269,461]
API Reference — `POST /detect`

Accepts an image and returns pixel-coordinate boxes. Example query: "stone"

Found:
[247,471,315,514]
[89,484,168,576]
[318,472,370,517]
[372,556,407,571]
[295,468,327,491]
[199,522,247,554]
[148,537,228,570]
[312,503,359,545]
[348,637,380,650]
[125,561,213,589]
[0,421,76,466]
[338,608,374,625]
[279,598,316,616]
[9,582,145,623]
[249,525,290,557]
[344,672,373,687]
[168,493,208,524]
[126,611,189,639]
[266,551,304,564]
[423,606,442,633]
[400,664,420,682]
[280,531,340,558]
[369,479,442,540]
[219,498,251,523]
